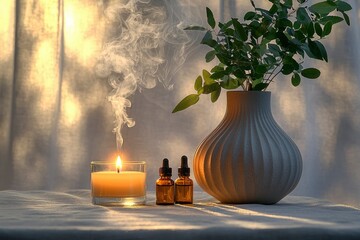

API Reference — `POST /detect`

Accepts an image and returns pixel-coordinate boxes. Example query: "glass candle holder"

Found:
[91,161,146,206]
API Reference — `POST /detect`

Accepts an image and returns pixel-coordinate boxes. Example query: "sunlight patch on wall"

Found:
[33,40,59,112]
[21,0,60,114]
[22,0,58,37]
[319,66,358,103]
[0,0,15,182]
[0,1,15,61]
[276,88,306,130]
[64,1,100,65]
[62,88,82,127]
[42,0,60,33]
[57,79,87,186]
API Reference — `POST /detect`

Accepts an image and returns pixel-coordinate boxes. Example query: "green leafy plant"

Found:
[173,0,352,113]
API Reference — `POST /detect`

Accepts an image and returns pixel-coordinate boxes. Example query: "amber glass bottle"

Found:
[156,158,174,205]
[175,156,193,204]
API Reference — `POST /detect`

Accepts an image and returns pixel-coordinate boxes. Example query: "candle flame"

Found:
[116,155,122,173]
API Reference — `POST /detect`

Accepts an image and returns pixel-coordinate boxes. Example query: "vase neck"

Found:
[226,91,271,116]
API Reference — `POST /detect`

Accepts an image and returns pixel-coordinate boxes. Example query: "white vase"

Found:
[193,91,302,204]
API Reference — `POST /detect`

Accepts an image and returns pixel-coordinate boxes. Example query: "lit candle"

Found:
[91,156,146,205]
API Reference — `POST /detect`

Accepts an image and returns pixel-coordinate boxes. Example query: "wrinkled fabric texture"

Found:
[0,190,360,240]
[0,0,360,209]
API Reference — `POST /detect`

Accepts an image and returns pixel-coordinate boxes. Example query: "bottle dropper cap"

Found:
[159,158,172,177]
[178,155,190,177]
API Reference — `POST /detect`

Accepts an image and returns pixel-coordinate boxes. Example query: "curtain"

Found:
[0,0,113,189]
[0,0,359,208]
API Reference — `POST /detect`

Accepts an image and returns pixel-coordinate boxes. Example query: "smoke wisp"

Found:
[95,0,203,149]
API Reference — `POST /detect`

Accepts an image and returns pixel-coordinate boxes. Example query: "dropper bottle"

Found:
[175,156,193,204]
[156,158,174,205]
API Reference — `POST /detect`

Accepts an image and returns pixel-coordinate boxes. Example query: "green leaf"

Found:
[250,0,255,8]
[342,12,350,26]
[219,19,233,30]
[281,64,295,75]
[279,18,293,28]
[263,30,277,41]
[211,65,224,73]
[294,30,306,43]
[220,78,241,89]
[337,1,352,12]
[205,50,216,62]
[194,75,202,91]
[211,88,221,102]
[210,71,227,79]
[315,23,322,37]
[309,2,337,15]
[301,43,315,59]
[264,55,277,65]
[255,65,267,75]
[201,30,212,43]
[314,41,328,62]
[184,26,207,31]
[233,68,246,78]
[318,16,343,25]
[206,7,216,29]
[291,73,301,86]
[223,28,235,36]
[203,83,220,94]
[269,44,281,54]
[284,0,293,8]
[251,77,260,85]
[252,82,269,91]
[244,11,257,20]
[307,40,327,61]
[284,56,300,70]
[297,7,311,24]
[301,68,321,79]
[269,3,278,14]
[323,22,332,36]
[172,94,200,113]
[308,39,323,60]
[203,69,215,84]
[201,31,217,47]
[256,8,272,21]
[294,21,301,30]
[232,18,247,41]
[307,22,315,38]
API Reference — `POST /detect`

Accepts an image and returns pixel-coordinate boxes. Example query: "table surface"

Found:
[0,190,359,240]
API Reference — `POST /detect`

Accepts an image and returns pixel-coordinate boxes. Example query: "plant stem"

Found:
[265,60,282,83]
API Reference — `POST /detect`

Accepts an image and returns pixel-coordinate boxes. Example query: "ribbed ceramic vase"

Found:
[193,91,302,204]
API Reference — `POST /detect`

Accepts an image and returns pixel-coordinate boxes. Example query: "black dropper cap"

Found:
[159,158,172,177]
[178,155,190,177]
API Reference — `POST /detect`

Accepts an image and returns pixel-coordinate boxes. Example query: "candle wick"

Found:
[117,168,120,173]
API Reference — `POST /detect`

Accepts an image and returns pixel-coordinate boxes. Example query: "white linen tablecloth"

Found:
[0,190,359,239]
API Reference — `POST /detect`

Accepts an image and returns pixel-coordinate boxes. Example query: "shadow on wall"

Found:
[274,3,360,207]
